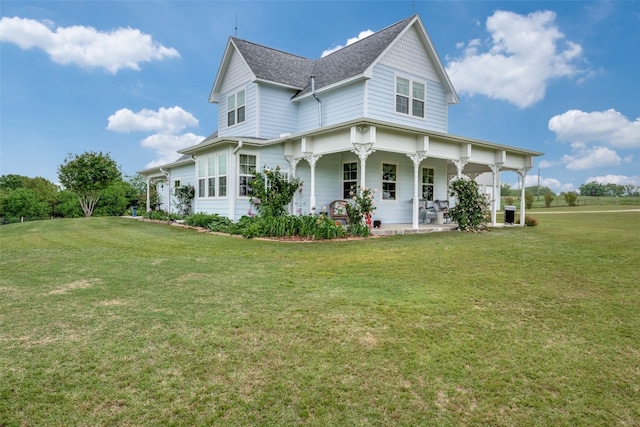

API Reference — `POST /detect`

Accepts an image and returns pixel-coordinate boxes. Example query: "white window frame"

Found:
[382,163,397,201]
[342,162,358,199]
[227,89,246,127]
[197,154,228,199]
[395,76,425,119]
[421,168,434,201]
[238,153,257,197]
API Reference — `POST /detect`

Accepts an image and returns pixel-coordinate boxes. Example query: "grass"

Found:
[1,210,639,426]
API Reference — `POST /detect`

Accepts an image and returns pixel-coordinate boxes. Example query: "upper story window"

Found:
[396,77,425,118]
[227,89,246,127]
[343,162,357,199]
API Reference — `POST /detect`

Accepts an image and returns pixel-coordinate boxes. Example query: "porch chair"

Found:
[329,200,349,224]
[419,199,437,224]
[434,200,450,223]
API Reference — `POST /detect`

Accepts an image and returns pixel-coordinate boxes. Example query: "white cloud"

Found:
[107,107,198,134]
[0,16,179,73]
[321,30,374,57]
[585,174,640,186]
[142,133,204,168]
[446,10,585,108]
[561,145,622,170]
[548,109,640,148]
[523,175,574,192]
[107,106,203,167]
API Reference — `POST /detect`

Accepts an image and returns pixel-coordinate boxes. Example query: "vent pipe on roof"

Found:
[311,75,322,128]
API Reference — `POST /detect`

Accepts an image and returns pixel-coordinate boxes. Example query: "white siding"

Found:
[297,82,365,133]
[218,83,258,137]
[379,25,439,81]
[220,48,252,94]
[367,64,448,133]
[259,84,299,138]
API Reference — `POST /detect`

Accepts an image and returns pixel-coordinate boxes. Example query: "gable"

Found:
[379,25,438,82]
[219,48,253,95]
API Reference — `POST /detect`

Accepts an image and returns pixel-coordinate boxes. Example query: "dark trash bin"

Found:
[504,206,516,224]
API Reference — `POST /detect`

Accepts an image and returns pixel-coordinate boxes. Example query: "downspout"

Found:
[311,75,322,128]
[233,140,243,154]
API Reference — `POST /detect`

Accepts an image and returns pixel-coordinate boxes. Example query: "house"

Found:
[139,15,542,227]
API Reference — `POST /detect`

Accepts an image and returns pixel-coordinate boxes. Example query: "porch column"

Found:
[303,153,322,212]
[407,151,428,229]
[146,178,151,211]
[351,142,375,189]
[286,155,302,215]
[517,168,530,226]
[489,164,503,226]
[451,157,469,178]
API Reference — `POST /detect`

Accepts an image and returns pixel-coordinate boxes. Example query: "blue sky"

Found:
[1,1,639,192]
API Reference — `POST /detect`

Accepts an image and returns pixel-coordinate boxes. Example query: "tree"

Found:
[248,166,302,217]
[58,152,121,217]
[449,177,491,232]
[0,174,27,191]
[1,188,49,219]
[564,191,578,207]
[24,177,58,217]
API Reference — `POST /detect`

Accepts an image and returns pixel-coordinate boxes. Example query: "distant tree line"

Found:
[501,182,639,198]
[0,152,153,224]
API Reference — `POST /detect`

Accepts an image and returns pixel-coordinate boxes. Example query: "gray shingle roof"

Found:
[230,15,416,97]
[231,38,314,89]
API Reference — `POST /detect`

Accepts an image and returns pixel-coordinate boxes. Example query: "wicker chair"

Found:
[329,200,349,224]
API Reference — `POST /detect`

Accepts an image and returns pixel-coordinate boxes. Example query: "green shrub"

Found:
[249,166,302,217]
[564,191,578,207]
[524,192,534,209]
[449,178,491,232]
[544,193,554,208]
[517,215,539,227]
[504,196,515,207]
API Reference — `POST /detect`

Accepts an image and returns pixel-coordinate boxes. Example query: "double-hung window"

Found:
[382,163,397,200]
[227,89,246,127]
[238,154,256,197]
[343,162,358,198]
[422,168,434,201]
[197,154,228,198]
[396,77,425,118]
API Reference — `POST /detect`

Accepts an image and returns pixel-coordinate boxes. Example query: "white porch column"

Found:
[303,153,322,212]
[451,157,469,178]
[351,142,375,189]
[517,168,530,226]
[146,178,151,211]
[407,151,428,229]
[286,155,302,215]
[489,164,503,226]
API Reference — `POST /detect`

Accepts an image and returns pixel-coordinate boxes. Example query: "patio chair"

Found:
[419,199,437,224]
[329,200,349,224]
[435,200,450,223]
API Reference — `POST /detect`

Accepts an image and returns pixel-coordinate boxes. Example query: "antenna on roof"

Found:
[235,13,238,37]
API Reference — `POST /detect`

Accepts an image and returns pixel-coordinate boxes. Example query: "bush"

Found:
[544,193,554,208]
[524,192,534,210]
[185,212,220,228]
[564,192,578,207]
[249,166,302,217]
[449,178,491,232]
[517,215,539,227]
[504,196,515,207]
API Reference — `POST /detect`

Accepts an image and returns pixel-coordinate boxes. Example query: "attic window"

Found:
[227,89,246,127]
[396,77,424,118]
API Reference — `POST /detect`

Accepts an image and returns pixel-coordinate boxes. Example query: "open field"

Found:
[1,210,639,426]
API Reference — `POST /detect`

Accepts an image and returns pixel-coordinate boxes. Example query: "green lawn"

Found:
[1,211,639,426]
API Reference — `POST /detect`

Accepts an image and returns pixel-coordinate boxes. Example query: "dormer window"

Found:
[396,77,424,118]
[227,89,245,127]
